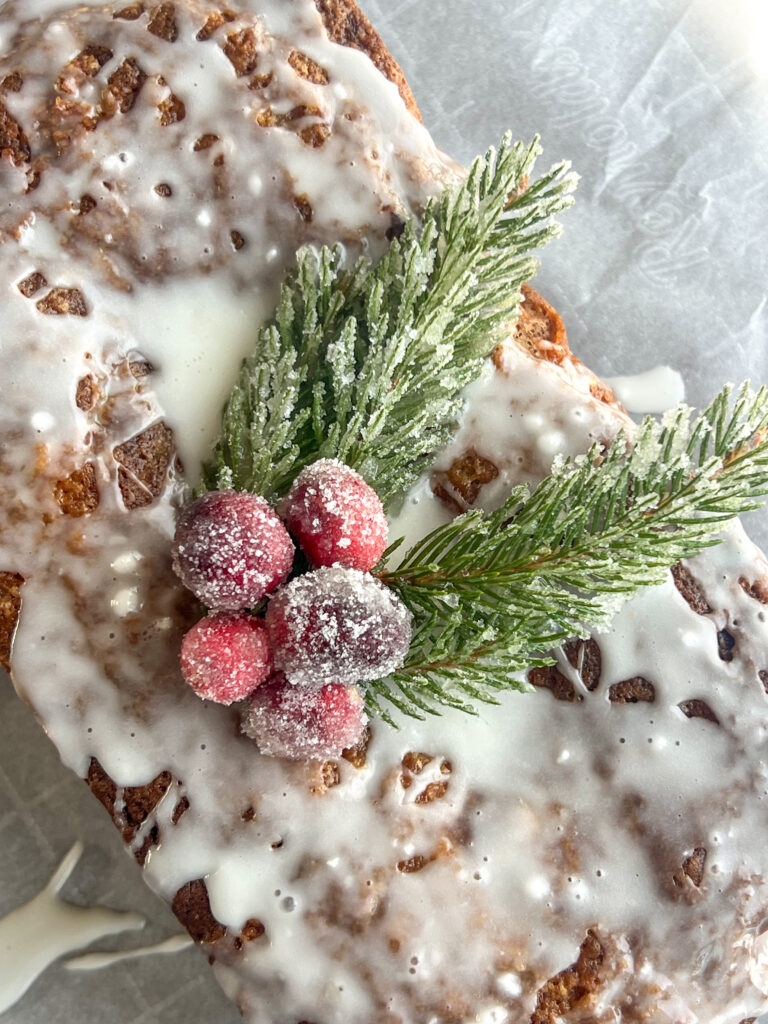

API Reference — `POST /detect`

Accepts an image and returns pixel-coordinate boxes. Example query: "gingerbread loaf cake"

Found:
[2,2,768,1022]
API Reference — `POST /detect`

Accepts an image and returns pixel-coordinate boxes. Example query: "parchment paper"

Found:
[1,0,767,1020]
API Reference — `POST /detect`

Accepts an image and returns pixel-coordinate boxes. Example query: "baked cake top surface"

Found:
[0,0,453,474]
[2,3,768,1023]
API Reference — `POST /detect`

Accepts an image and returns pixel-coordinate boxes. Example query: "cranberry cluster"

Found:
[172,460,411,760]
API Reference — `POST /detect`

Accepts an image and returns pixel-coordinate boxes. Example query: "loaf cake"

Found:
[2,2,768,1022]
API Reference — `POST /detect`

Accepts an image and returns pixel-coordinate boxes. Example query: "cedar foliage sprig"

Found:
[202,134,576,506]
[367,383,768,723]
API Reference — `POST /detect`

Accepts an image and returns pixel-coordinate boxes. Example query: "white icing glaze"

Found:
[604,365,686,414]
[2,2,768,1023]
[0,0,457,482]
[0,843,144,1013]
[65,931,193,970]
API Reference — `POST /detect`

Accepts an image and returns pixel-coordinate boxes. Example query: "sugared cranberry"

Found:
[282,459,388,571]
[241,674,367,760]
[265,566,412,687]
[180,612,272,705]
[172,490,294,610]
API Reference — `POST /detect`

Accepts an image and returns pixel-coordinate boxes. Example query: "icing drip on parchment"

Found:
[604,365,686,414]
[0,843,143,1014]
[65,932,193,971]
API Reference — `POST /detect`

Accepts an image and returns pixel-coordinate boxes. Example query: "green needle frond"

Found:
[202,134,576,505]
[370,384,768,720]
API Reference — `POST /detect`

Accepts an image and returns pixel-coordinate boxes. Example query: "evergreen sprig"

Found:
[201,134,576,505]
[196,132,768,729]
[368,383,768,722]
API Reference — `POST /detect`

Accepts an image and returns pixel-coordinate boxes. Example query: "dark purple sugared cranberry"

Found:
[265,566,412,687]
[241,674,367,760]
[172,490,294,610]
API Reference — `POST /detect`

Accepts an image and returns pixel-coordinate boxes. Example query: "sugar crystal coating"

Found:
[282,458,388,571]
[172,490,294,610]
[241,675,367,760]
[180,612,272,705]
[265,566,412,687]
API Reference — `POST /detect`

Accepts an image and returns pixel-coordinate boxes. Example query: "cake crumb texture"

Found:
[53,462,99,517]
[147,1,179,41]
[172,878,227,944]
[513,283,570,365]
[113,421,175,510]
[0,571,23,671]
[86,756,173,853]
[531,929,604,1024]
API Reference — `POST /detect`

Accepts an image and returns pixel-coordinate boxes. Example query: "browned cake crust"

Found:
[313,0,421,119]
[433,285,620,515]
[0,570,23,671]
[510,284,617,405]
[511,282,570,365]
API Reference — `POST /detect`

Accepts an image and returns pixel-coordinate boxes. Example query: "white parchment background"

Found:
[1,0,767,1021]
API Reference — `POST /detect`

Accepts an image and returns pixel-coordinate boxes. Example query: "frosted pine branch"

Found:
[197,130,768,728]
[367,383,768,721]
[201,134,576,505]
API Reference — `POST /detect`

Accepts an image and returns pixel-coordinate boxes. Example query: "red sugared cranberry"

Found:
[265,566,412,687]
[180,612,272,704]
[172,490,294,610]
[282,459,388,571]
[241,674,367,760]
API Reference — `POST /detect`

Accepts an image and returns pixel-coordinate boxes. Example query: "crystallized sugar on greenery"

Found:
[368,383,768,722]
[197,130,768,728]
[202,134,576,506]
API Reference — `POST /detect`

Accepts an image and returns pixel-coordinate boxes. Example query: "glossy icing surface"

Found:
[2,2,768,1022]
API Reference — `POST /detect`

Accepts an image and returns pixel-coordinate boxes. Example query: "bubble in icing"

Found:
[282,458,388,571]
[241,675,367,760]
[172,490,294,610]
[265,566,412,687]
[180,612,272,705]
